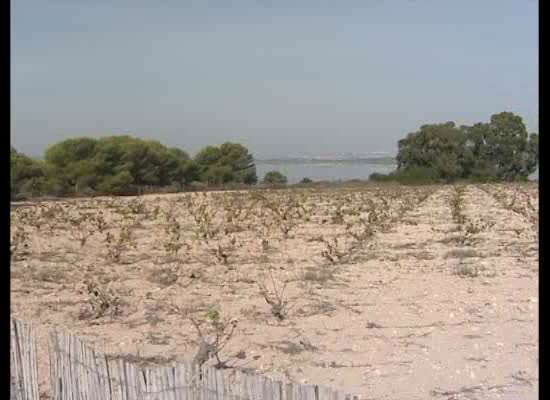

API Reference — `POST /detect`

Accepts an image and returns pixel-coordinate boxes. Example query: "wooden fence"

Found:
[10,319,40,400]
[11,318,357,400]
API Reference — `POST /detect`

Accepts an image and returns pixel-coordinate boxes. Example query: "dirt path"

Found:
[305,185,538,399]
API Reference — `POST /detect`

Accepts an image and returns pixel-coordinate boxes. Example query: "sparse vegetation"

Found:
[450,186,466,225]
[10,182,538,398]
[186,309,239,368]
[257,267,290,321]
[10,225,29,261]
[105,226,137,262]
[263,170,288,185]
[78,279,124,319]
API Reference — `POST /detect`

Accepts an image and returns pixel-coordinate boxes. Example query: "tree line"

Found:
[11,111,538,198]
[371,111,538,184]
[11,137,259,198]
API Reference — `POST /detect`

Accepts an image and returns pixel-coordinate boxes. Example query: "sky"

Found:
[11,0,538,158]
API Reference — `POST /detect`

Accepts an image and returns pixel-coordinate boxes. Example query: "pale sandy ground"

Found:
[11,184,538,399]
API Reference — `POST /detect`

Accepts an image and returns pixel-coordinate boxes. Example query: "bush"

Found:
[79,186,96,196]
[188,181,208,191]
[369,172,394,182]
[300,177,313,184]
[464,174,498,184]
[96,171,134,193]
[263,171,288,185]
[370,167,440,185]
[164,182,184,193]
[392,166,440,185]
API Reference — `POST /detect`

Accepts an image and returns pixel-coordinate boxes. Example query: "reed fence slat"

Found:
[11,318,355,400]
[10,318,40,400]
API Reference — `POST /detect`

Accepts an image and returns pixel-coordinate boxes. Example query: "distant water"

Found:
[256,161,397,184]
[256,162,538,184]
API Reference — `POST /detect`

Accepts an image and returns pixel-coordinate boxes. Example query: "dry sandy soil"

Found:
[11,183,538,400]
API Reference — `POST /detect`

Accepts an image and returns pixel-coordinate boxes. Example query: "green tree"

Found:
[96,170,134,193]
[201,165,234,185]
[43,135,197,193]
[194,142,257,184]
[526,133,539,174]
[263,170,288,185]
[460,122,497,179]
[461,112,538,180]
[396,121,467,182]
[11,148,48,197]
[44,138,99,192]
[395,112,538,182]
[484,112,537,179]
[161,147,198,185]
[218,142,257,184]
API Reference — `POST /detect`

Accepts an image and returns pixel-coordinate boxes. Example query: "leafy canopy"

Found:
[194,142,257,185]
[395,112,538,182]
[263,170,288,185]
[12,137,258,197]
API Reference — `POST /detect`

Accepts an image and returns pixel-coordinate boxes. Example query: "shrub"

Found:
[369,167,440,185]
[188,181,208,191]
[392,166,440,185]
[369,172,393,182]
[263,170,288,185]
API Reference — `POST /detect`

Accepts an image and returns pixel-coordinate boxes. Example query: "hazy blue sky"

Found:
[11,1,538,158]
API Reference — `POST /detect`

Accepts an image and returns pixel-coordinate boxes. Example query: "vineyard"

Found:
[10,183,538,399]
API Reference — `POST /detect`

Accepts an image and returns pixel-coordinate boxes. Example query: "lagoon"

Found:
[256,161,397,184]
